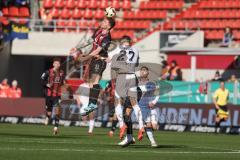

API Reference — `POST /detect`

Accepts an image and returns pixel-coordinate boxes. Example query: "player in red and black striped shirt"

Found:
[41,58,65,135]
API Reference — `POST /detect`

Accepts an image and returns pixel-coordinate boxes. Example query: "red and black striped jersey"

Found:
[41,68,65,97]
[91,28,111,57]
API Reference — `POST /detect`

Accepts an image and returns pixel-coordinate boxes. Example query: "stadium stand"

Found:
[38,0,184,39]
[164,0,240,44]
[2,0,240,44]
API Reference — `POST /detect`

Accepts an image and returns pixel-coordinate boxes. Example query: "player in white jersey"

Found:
[74,80,96,134]
[111,36,144,146]
[138,66,159,147]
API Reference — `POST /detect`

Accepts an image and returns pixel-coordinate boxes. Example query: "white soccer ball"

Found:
[105,7,116,18]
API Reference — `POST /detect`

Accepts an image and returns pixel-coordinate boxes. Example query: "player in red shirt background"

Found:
[41,58,65,135]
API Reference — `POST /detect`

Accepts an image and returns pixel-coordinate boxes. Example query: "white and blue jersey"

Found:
[138,80,159,124]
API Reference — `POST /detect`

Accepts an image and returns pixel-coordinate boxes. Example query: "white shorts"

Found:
[141,107,158,125]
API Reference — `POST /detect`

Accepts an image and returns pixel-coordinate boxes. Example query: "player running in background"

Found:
[111,36,144,146]
[41,58,65,135]
[138,66,159,147]
[213,80,229,133]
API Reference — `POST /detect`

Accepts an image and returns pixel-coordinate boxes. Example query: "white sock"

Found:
[146,128,156,144]
[127,134,133,141]
[133,105,144,129]
[115,104,124,128]
[88,119,95,133]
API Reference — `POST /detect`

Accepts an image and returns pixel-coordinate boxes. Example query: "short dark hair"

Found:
[107,18,115,30]
[141,66,149,71]
[220,80,225,83]
[121,35,132,43]
[53,57,61,63]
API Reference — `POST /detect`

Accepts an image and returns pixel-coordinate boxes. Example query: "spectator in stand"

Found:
[228,74,238,83]
[198,78,208,95]
[168,60,182,81]
[221,27,234,48]
[40,9,54,32]
[211,70,223,81]
[0,78,10,98]
[161,60,170,80]
[196,78,208,103]
[8,80,22,98]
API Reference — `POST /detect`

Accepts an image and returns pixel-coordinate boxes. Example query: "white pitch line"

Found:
[0,147,240,154]
[191,146,240,152]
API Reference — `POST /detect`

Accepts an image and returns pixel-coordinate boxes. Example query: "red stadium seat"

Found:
[123,11,134,19]
[122,1,131,10]
[0,16,10,25]
[89,0,98,9]
[115,21,123,29]
[9,6,19,17]
[72,9,82,19]
[54,0,65,9]
[94,10,104,19]
[2,8,9,17]
[43,0,53,9]
[19,7,30,17]
[66,20,77,32]
[66,0,76,9]
[50,8,60,19]
[78,20,89,29]
[60,8,71,19]
[76,0,87,9]
[56,19,66,32]
[111,0,121,10]
[139,1,147,9]
[83,10,93,19]
[99,0,108,9]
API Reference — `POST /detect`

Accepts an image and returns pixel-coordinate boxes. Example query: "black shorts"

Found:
[89,58,107,76]
[45,96,61,112]
[108,105,115,117]
[215,105,228,113]
[123,97,132,109]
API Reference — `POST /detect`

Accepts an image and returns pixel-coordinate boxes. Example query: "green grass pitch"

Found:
[0,123,239,160]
